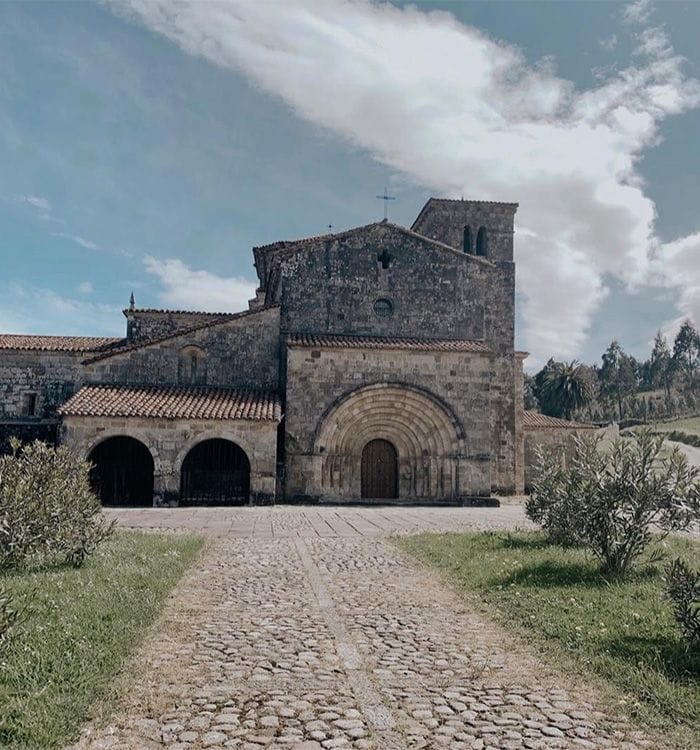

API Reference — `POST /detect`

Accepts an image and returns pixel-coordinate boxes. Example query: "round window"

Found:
[373,298,394,318]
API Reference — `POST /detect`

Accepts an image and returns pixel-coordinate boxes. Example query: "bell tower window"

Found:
[463,225,472,253]
[476,226,488,257]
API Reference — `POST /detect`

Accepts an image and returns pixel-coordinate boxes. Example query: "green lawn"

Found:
[0,530,204,750]
[650,416,700,436]
[398,531,700,749]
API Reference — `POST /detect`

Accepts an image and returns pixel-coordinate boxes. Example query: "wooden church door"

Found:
[361,439,398,499]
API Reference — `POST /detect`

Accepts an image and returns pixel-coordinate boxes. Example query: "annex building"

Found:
[0,198,585,506]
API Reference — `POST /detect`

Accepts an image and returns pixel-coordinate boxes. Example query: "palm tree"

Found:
[542,360,594,420]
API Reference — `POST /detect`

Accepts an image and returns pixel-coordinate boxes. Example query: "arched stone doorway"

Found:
[315,384,464,501]
[88,436,154,507]
[180,438,251,506]
[361,439,398,499]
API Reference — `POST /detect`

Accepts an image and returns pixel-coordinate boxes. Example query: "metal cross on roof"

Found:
[376,187,396,220]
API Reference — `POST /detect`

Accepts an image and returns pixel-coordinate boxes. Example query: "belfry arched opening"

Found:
[88,436,154,507]
[180,438,251,506]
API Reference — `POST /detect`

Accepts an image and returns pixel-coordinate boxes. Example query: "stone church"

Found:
[0,197,583,506]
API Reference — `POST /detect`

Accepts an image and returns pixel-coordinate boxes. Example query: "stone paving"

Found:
[69,507,658,750]
[102,504,536,539]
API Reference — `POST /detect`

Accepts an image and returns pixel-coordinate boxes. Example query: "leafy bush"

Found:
[664,557,700,647]
[528,430,700,577]
[0,439,114,570]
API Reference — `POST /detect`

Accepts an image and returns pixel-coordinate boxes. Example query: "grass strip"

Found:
[397,530,699,749]
[0,530,204,750]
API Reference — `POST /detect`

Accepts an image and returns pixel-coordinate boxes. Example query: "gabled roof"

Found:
[523,410,595,430]
[288,332,490,353]
[59,384,282,422]
[83,305,279,364]
[253,220,494,290]
[0,334,124,353]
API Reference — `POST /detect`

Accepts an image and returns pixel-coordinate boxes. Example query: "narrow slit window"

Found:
[463,225,472,253]
[476,226,488,256]
[22,393,37,417]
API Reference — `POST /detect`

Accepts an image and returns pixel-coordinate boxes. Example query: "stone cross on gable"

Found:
[376,187,396,220]
[377,247,393,269]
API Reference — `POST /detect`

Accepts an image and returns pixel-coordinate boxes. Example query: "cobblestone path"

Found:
[70,529,655,750]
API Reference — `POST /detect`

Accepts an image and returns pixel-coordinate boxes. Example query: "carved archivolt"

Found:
[314,383,464,499]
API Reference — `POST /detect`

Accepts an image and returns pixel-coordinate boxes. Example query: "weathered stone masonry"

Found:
[0,196,583,505]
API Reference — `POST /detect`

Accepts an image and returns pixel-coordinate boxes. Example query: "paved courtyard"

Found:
[70,506,656,750]
[103,504,535,539]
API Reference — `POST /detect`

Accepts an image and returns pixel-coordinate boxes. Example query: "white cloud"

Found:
[599,34,618,52]
[0,283,122,336]
[51,232,100,251]
[143,256,256,312]
[624,0,654,25]
[22,194,51,211]
[78,281,94,294]
[113,0,700,363]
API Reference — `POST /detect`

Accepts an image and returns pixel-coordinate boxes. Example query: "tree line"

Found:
[526,319,700,423]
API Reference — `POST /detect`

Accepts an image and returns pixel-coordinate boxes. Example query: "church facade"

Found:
[0,198,542,506]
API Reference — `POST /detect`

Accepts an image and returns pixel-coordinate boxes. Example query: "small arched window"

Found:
[463,225,472,253]
[476,226,488,257]
[178,345,206,385]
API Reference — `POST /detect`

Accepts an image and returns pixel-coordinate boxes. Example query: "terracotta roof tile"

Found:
[523,410,595,430]
[126,308,242,316]
[0,334,123,353]
[59,385,282,422]
[288,333,490,353]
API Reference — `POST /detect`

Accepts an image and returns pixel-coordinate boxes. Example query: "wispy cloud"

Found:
[624,0,654,25]
[22,194,51,211]
[78,281,94,294]
[112,0,700,363]
[143,256,256,312]
[51,232,100,251]
[599,34,618,52]
[0,283,122,336]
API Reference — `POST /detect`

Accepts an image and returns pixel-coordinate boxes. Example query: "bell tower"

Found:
[411,198,517,263]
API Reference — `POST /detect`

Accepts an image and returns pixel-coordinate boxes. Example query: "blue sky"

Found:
[1,0,699,368]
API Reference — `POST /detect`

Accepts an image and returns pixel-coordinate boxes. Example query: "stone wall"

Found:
[264,218,519,495]
[61,415,279,505]
[410,198,518,263]
[124,309,233,342]
[86,306,281,390]
[271,223,494,342]
[0,349,87,419]
[284,343,494,503]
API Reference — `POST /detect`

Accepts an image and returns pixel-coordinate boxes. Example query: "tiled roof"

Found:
[59,385,282,421]
[288,333,490,353]
[425,197,519,207]
[0,334,123,352]
[125,308,242,316]
[84,305,279,364]
[523,410,595,430]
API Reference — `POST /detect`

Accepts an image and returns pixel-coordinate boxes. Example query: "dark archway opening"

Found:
[180,438,250,506]
[88,436,154,507]
[361,439,398,499]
